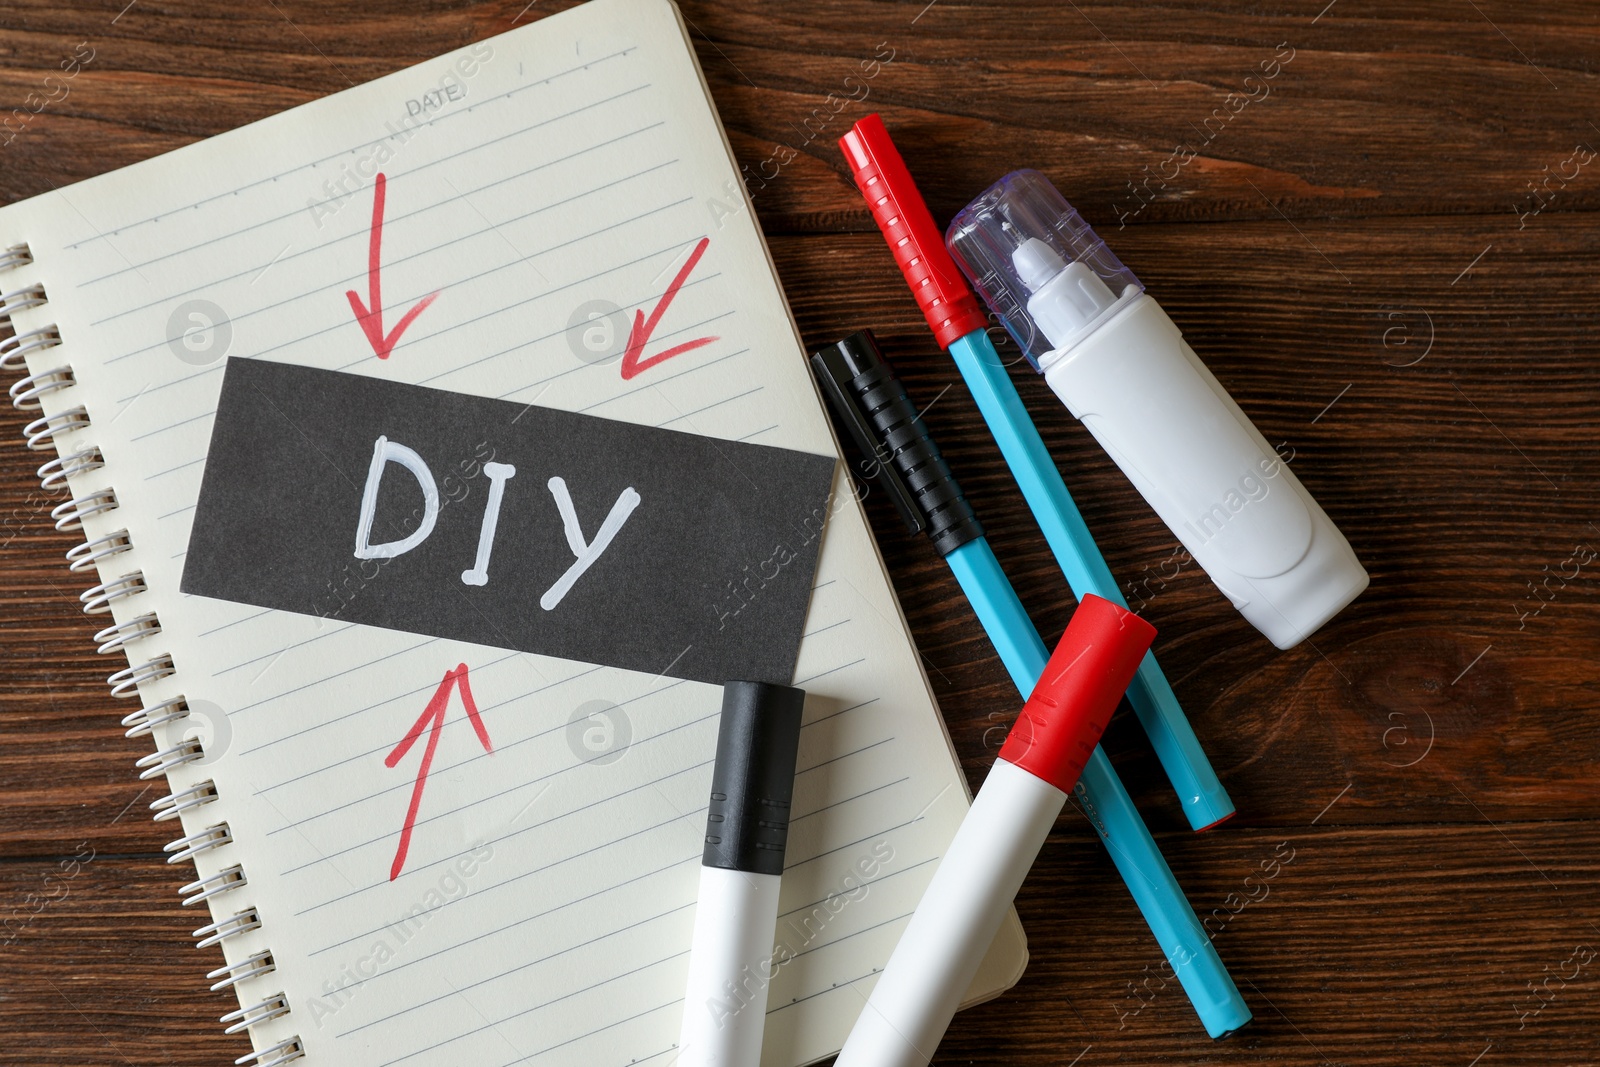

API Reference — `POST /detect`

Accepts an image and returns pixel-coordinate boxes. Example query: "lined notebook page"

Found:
[0,0,1027,1063]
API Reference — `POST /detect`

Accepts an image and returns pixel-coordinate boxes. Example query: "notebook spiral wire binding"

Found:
[0,243,304,1067]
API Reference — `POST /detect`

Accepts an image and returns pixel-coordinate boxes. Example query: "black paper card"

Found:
[181,359,838,685]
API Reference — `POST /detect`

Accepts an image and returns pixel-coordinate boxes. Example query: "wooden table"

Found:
[3,2,1597,1064]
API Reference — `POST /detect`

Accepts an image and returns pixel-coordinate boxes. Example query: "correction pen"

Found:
[678,681,805,1067]
[835,595,1156,1067]
[946,171,1368,649]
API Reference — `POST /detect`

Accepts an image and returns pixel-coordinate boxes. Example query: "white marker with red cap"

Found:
[834,595,1155,1067]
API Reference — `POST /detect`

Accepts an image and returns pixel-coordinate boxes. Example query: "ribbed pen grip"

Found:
[703,681,805,876]
[830,332,983,558]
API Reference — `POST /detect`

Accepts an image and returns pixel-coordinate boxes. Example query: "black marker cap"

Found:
[703,681,806,876]
[810,330,984,558]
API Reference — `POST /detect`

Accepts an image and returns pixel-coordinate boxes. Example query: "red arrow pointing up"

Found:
[346,172,438,360]
[384,663,492,881]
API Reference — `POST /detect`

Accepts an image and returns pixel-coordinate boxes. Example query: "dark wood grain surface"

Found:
[2,1,1598,1065]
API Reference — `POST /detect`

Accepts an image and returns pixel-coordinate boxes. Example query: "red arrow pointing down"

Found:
[347,172,438,360]
[619,236,718,380]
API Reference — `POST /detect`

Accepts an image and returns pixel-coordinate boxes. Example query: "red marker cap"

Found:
[839,114,989,349]
[999,595,1156,795]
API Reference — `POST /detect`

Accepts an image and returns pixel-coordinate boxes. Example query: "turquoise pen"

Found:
[838,113,1234,832]
[812,330,1250,1038]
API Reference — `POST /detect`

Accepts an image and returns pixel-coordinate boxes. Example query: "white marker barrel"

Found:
[677,681,805,1067]
[679,866,784,1067]
[834,758,1064,1067]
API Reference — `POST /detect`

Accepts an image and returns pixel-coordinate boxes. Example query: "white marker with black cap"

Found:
[678,680,806,1067]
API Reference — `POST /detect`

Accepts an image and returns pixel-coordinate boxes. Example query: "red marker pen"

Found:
[835,596,1154,1067]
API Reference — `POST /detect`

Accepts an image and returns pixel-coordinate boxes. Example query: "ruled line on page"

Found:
[278,710,718,877]
[317,851,697,966]
[120,283,742,463]
[289,742,902,928]
[141,454,205,480]
[396,914,920,1067]
[93,133,671,327]
[345,897,698,1035]
[295,803,697,919]
[289,729,895,917]
[129,407,213,442]
[372,866,931,1067]
[109,218,703,387]
[409,291,729,390]
[559,342,744,409]
[389,980,684,1067]
[241,655,584,765]
[64,47,640,253]
[213,620,358,676]
[106,235,720,420]
[288,684,889,940]
[227,633,442,718]
[85,89,656,297]
[337,848,936,1041]
[122,162,688,372]
[384,870,935,1067]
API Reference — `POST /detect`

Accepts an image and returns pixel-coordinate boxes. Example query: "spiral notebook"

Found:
[0,1,1027,1065]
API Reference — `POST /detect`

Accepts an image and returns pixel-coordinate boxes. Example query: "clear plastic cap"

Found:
[946,169,1143,370]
